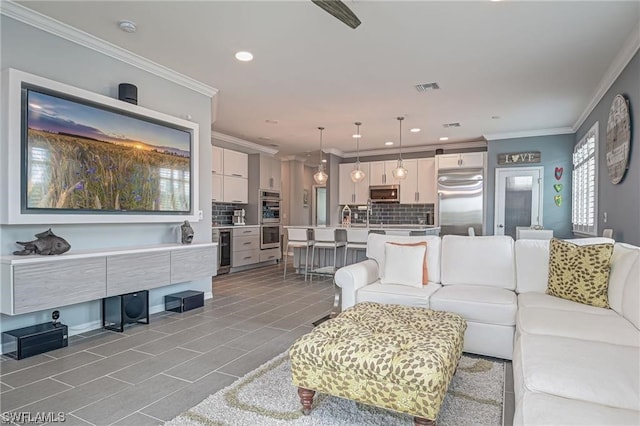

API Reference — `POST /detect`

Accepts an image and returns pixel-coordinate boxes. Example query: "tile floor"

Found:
[1,263,515,425]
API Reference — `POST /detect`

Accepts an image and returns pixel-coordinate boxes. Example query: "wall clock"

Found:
[606,94,631,184]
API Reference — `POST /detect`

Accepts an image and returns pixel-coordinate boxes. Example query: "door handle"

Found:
[498,224,504,228]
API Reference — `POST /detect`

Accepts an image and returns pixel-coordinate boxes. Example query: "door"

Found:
[369,161,386,185]
[399,159,418,204]
[222,176,248,203]
[494,167,543,238]
[315,186,327,226]
[417,158,436,203]
[211,174,223,202]
[338,163,355,205]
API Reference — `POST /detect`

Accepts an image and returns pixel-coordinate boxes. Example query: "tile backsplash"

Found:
[212,202,246,225]
[344,203,435,225]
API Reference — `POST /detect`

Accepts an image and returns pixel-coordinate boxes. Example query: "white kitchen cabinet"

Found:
[436,152,485,169]
[417,158,436,203]
[223,149,248,178]
[369,161,400,185]
[399,159,418,204]
[212,173,223,202]
[212,146,223,175]
[339,163,370,205]
[232,229,260,268]
[223,176,248,204]
[259,155,281,190]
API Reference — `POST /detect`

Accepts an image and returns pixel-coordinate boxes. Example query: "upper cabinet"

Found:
[339,163,370,205]
[212,146,249,203]
[436,152,485,169]
[212,146,223,174]
[369,160,400,186]
[398,159,435,204]
[259,155,282,191]
[223,149,249,178]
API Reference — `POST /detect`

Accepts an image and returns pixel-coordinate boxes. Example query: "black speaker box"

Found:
[102,290,149,332]
[165,290,204,313]
[118,83,138,105]
[2,323,68,360]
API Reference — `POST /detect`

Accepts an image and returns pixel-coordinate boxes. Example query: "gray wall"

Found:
[575,50,639,245]
[0,17,213,334]
[487,134,575,238]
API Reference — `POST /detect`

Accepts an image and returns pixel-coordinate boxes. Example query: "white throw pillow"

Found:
[381,242,426,288]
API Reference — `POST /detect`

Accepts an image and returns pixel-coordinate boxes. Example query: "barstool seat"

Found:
[284,228,314,281]
[343,228,369,266]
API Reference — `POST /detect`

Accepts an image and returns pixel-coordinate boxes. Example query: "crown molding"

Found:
[573,21,640,132]
[483,127,574,141]
[0,1,218,98]
[323,147,345,157]
[211,131,279,155]
[340,140,488,158]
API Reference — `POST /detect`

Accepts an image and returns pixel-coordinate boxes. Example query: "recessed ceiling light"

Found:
[352,134,362,138]
[410,128,421,133]
[385,141,394,146]
[321,159,327,163]
[439,137,449,141]
[235,51,254,62]
[118,20,137,33]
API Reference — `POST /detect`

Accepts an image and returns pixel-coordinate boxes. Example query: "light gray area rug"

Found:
[167,353,504,426]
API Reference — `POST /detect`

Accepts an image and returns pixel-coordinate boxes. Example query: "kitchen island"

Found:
[283,225,440,274]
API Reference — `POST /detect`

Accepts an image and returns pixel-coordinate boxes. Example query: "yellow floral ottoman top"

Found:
[289,302,466,420]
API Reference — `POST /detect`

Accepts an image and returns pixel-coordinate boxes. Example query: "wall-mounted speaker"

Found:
[102,290,149,332]
[118,83,138,105]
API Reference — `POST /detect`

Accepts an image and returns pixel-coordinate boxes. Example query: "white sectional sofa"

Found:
[513,239,640,425]
[335,233,640,425]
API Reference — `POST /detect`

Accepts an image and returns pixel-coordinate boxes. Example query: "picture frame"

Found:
[303,189,309,208]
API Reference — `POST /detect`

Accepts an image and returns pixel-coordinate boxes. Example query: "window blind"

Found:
[572,123,598,235]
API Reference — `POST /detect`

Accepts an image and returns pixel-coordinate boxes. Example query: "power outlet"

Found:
[198,210,203,220]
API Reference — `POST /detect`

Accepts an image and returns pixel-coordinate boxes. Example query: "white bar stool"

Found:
[284,228,314,281]
[310,228,346,279]
[343,228,369,266]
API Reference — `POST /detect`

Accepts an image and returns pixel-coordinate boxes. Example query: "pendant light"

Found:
[350,121,366,183]
[392,116,408,179]
[313,126,329,185]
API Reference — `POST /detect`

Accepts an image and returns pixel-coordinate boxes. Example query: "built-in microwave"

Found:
[369,185,400,203]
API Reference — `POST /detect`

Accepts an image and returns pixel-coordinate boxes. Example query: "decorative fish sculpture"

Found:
[13,228,71,256]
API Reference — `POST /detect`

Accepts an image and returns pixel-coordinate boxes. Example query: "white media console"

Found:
[0,243,217,316]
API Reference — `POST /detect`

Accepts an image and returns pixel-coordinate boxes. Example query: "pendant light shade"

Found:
[350,121,366,183]
[313,127,329,185]
[391,116,408,180]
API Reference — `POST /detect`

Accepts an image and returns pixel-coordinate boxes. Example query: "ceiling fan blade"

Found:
[312,0,361,29]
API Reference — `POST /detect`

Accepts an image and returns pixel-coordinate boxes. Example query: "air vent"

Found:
[415,82,440,92]
[443,122,461,128]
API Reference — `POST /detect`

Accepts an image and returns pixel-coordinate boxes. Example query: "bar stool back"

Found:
[343,228,369,266]
[310,228,346,280]
[284,228,314,281]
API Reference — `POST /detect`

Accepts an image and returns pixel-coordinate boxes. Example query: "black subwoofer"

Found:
[102,290,149,332]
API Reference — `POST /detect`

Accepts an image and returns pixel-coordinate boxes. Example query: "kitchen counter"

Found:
[284,225,440,235]
[212,224,260,229]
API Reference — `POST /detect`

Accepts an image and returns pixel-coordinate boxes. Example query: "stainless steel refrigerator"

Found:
[437,167,484,236]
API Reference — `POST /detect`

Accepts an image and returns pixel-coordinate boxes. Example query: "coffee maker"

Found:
[233,209,246,226]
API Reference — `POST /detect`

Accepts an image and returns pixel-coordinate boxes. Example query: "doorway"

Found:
[313,186,326,226]
[494,167,544,238]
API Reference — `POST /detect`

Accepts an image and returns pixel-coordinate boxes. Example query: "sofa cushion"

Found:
[518,334,640,411]
[546,238,614,308]
[441,235,515,289]
[518,292,614,315]
[429,285,517,326]
[622,256,640,330]
[389,241,429,284]
[356,281,442,308]
[367,234,441,283]
[515,392,640,426]
[608,243,639,315]
[517,307,640,346]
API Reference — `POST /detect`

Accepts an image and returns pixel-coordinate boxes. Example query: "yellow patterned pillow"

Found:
[546,238,614,308]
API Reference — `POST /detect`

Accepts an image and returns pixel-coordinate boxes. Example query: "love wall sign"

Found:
[497,151,541,165]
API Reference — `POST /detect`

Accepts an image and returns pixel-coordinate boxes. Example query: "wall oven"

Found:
[260,225,281,250]
[260,190,281,223]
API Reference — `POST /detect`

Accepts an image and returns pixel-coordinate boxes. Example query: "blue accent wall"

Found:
[486,134,575,238]
[575,50,639,245]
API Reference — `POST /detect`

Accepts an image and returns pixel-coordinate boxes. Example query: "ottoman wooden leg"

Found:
[298,387,316,415]
[414,417,435,426]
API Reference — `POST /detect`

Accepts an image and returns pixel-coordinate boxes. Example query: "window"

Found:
[572,122,598,235]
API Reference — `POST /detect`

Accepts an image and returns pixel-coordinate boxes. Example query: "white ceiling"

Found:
[14,1,640,160]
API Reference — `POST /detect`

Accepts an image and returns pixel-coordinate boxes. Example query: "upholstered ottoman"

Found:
[289,302,466,425]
